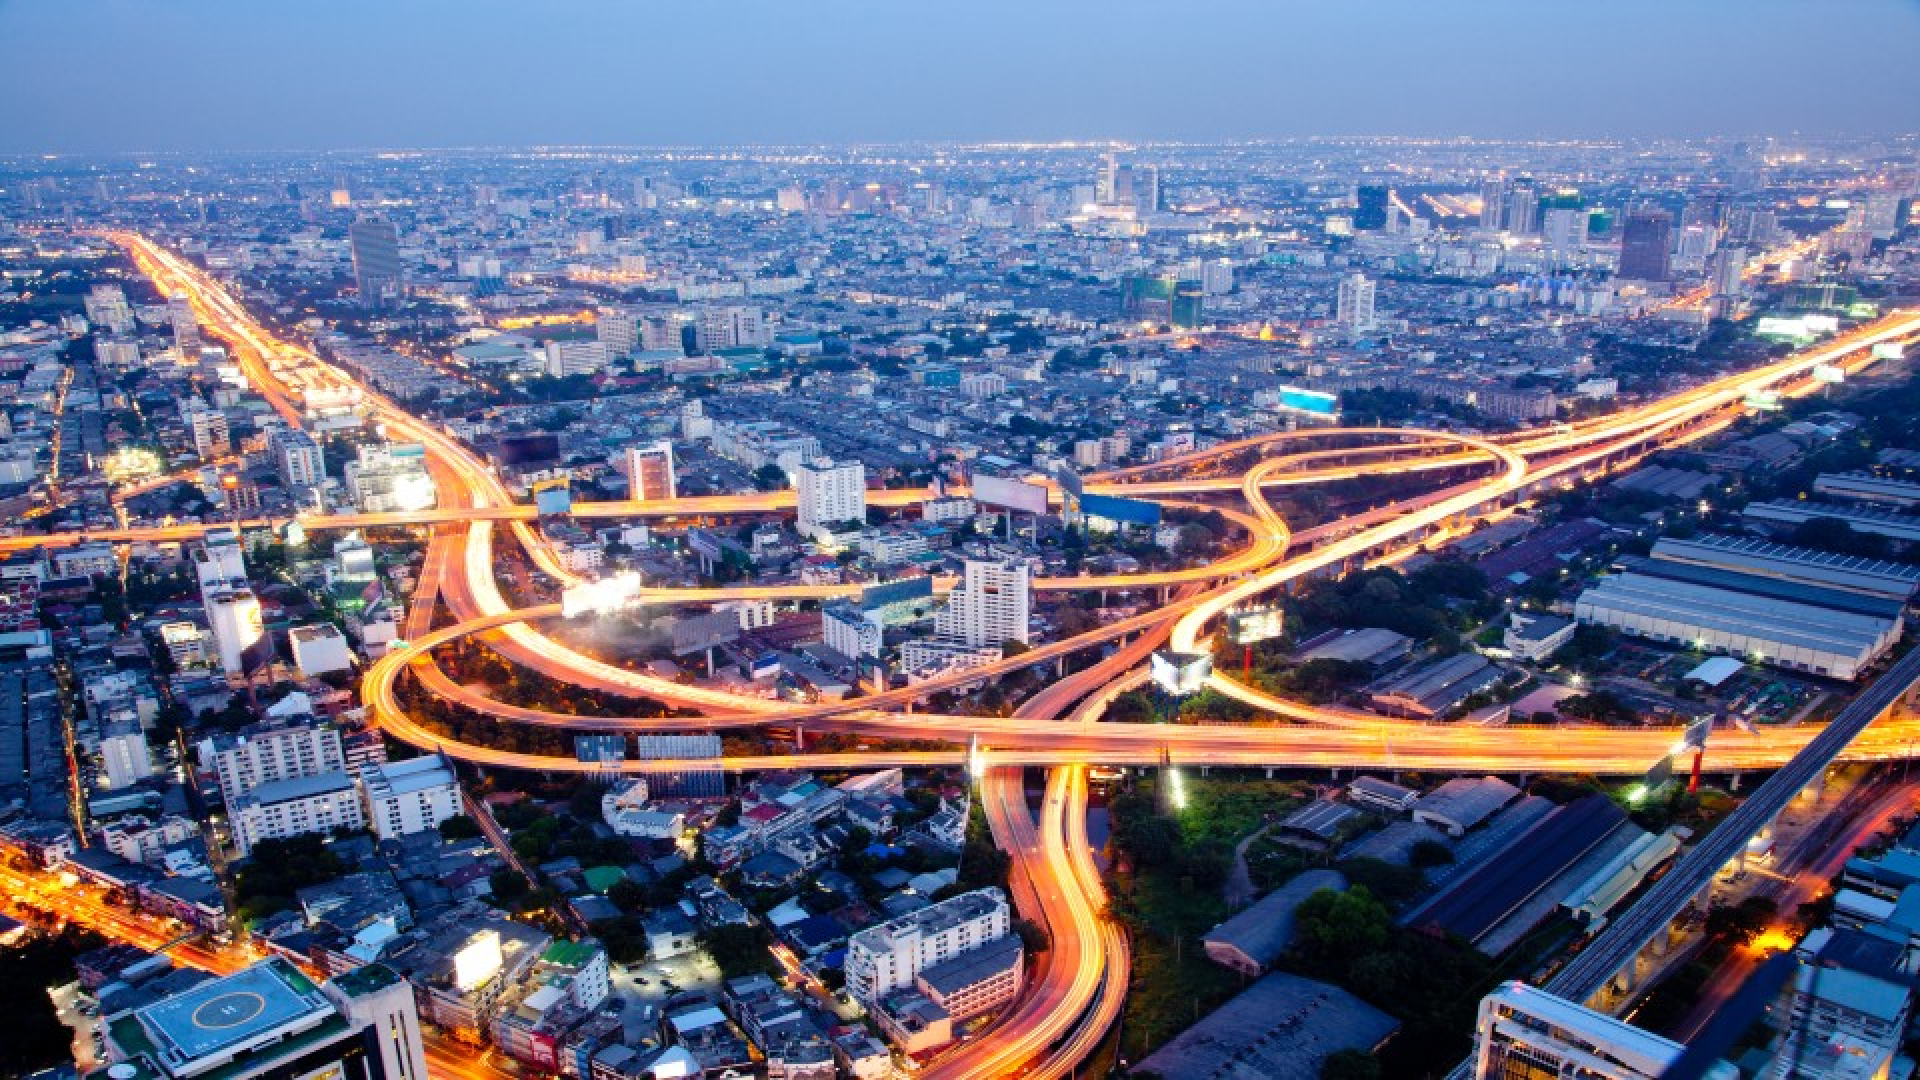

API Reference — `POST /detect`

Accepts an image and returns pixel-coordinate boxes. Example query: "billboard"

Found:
[1150,650,1213,697]
[453,931,504,992]
[1228,608,1285,645]
[561,571,641,618]
[1813,364,1845,385]
[1079,492,1162,526]
[1873,343,1906,361]
[1278,386,1339,416]
[1051,463,1084,499]
[973,474,1049,515]
[533,478,573,517]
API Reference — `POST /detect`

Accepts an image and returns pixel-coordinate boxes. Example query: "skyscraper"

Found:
[1354,185,1390,230]
[936,555,1033,647]
[1504,178,1541,235]
[1619,207,1675,282]
[349,218,403,307]
[1336,273,1377,332]
[1479,178,1507,231]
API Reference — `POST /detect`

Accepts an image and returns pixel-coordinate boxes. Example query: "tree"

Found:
[752,464,788,492]
[1321,1048,1383,1080]
[438,815,482,840]
[1408,839,1455,869]
[700,923,777,979]
[1292,886,1391,976]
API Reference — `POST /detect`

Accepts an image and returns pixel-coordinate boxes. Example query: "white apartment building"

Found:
[695,306,770,351]
[230,771,366,856]
[345,443,436,514]
[99,814,197,866]
[796,458,867,542]
[959,372,1006,400]
[935,556,1032,647]
[922,495,976,523]
[206,715,346,807]
[270,427,326,490]
[845,888,1012,1006]
[99,723,154,791]
[193,528,248,588]
[824,604,884,659]
[360,755,464,840]
[54,543,119,579]
[544,339,610,377]
[183,400,231,459]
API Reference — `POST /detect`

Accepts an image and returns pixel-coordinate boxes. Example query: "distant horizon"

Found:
[3,0,1917,155]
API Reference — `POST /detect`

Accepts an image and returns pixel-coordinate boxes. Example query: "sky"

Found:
[2,0,1918,154]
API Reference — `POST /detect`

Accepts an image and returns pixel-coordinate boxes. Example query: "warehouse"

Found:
[1572,572,1902,681]
[1649,534,1920,601]
[1744,499,1920,544]
[1812,471,1920,509]
[1370,653,1502,718]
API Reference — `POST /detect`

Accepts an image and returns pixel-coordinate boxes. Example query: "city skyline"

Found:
[1,0,1918,154]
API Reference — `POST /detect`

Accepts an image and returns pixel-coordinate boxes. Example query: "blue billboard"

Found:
[535,484,573,517]
[1278,386,1339,416]
[1079,493,1163,526]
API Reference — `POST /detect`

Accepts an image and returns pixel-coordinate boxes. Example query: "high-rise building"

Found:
[845,888,1014,1006]
[796,458,866,538]
[230,771,365,854]
[349,219,403,307]
[1544,206,1590,254]
[345,443,436,513]
[168,292,200,350]
[935,555,1032,647]
[271,427,326,492]
[192,528,248,590]
[361,755,464,840]
[1354,185,1390,230]
[1619,207,1675,282]
[694,307,769,352]
[94,959,428,1080]
[1711,245,1750,300]
[1471,982,1736,1080]
[204,585,266,676]
[204,713,347,807]
[1479,178,1507,231]
[182,399,230,459]
[624,440,677,501]
[1336,273,1377,332]
[1504,178,1541,235]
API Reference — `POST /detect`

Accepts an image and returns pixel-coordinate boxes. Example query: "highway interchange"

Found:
[88,231,1920,1078]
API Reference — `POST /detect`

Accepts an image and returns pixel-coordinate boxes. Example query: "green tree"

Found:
[1320,1048,1382,1080]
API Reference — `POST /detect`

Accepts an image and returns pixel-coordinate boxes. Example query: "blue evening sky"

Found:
[1,0,1916,153]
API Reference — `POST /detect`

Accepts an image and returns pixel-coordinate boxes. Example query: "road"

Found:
[111,231,1920,1078]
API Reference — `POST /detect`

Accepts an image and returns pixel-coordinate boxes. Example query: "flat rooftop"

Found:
[135,960,330,1067]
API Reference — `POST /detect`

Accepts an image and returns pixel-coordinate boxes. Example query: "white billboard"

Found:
[561,571,642,618]
[1150,650,1213,698]
[453,930,503,991]
[973,474,1049,515]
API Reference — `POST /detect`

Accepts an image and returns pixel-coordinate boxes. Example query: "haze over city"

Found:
[2,6,1920,1080]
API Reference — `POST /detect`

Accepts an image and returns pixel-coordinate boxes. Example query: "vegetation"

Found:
[232,834,350,925]
[0,927,107,1075]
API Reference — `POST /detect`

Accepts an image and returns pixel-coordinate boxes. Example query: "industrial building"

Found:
[1812,470,1920,509]
[1649,534,1920,601]
[1745,499,1920,544]
[1369,653,1502,718]
[1202,868,1347,976]
[1573,562,1903,681]
[1136,973,1399,1080]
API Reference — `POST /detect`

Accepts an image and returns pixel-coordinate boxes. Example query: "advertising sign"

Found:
[973,474,1049,515]
[1079,492,1162,526]
[1278,386,1339,416]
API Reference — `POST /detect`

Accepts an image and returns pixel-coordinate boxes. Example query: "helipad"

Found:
[138,960,330,1064]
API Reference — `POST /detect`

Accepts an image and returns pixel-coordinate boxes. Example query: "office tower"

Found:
[206,713,347,806]
[1479,178,1507,230]
[1336,273,1377,332]
[349,219,403,307]
[1127,164,1161,216]
[1096,151,1119,205]
[182,399,230,459]
[1505,178,1541,235]
[1471,983,1736,1080]
[624,441,677,501]
[85,284,134,334]
[1683,187,1731,233]
[936,556,1032,647]
[1619,207,1675,281]
[1354,185,1390,230]
[796,459,866,536]
[204,585,267,676]
[271,427,326,491]
[542,339,609,376]
[95,959,428,1080]
[169,292,199,350]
